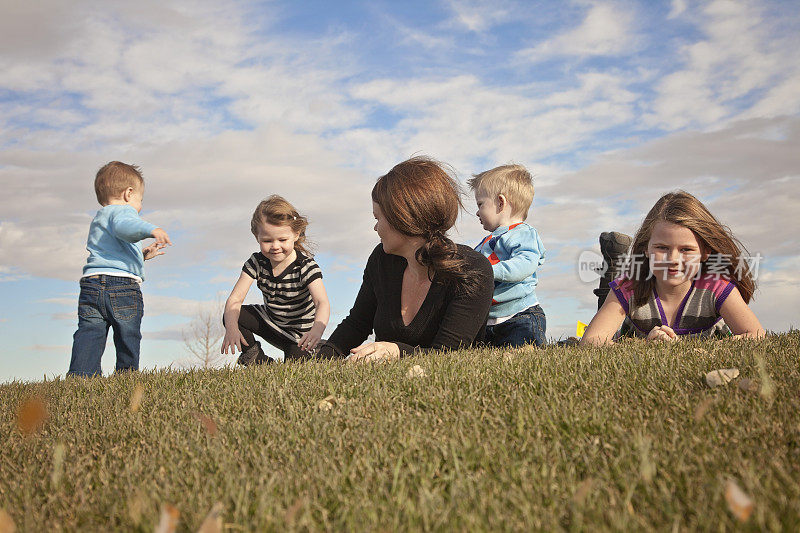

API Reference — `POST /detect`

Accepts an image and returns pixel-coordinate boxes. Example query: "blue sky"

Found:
[1,0,799,381]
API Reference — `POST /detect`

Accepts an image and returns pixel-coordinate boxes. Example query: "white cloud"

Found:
[738,76,800,120]
[143,326,187,341]
[0,0,365,156]
[749,267,800,333]
[444,0,517,33]
[144,295,223,318]
[668,0,687,19]
[647,0,799,130]
[27,344,71,351]
[517,3,635,62]
[344,71,639,173]
[538,116,800,254]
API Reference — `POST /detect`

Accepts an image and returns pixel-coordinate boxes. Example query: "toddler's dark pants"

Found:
[226,304,320,360]
[484,305,547,348]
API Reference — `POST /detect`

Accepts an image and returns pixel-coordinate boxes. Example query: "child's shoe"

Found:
[593,231,632,309]
[237,340,265,366]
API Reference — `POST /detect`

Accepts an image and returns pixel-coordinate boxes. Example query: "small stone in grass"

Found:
[725,479,754,522]
[407,365,426,378]
[705,368,739,387]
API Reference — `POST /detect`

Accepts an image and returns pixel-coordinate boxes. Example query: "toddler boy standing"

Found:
[68,162,171,376]
[469,164,546,347]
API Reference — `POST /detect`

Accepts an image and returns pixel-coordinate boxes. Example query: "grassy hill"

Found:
[2,332,799,531]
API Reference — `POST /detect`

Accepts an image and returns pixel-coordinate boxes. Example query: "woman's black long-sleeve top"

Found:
[327,244,494,356]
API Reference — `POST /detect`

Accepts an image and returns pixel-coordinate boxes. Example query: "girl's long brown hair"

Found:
[372,156,473,288]
[250,195,311,256]
[626,190,755,306]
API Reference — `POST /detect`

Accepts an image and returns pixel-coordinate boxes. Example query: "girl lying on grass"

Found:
[580,191,765,345]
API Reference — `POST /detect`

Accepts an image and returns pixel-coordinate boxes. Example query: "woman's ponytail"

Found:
[415,230,466,284]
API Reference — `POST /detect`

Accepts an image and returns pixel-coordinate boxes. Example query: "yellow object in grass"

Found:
[576,321,587,338]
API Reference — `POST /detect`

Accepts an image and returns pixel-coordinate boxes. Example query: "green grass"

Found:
[2,332,799,531]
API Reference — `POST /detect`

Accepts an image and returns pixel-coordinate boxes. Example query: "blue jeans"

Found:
[485,305,546,348]
[68,275,143,377]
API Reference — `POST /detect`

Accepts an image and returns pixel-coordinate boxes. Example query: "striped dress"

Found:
[242,252,323,341]
[609,275,735,338]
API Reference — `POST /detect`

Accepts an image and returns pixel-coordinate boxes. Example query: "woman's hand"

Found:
[347,341,400,363]
[221,327,248,354]
[647,325,678,342]
[298,322,325,351]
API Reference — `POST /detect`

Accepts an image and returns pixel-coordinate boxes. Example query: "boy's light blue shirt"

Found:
[474,222,546,319]
[82,205,157,281]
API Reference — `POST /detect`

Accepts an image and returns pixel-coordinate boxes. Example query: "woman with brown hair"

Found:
[324,156,494,362]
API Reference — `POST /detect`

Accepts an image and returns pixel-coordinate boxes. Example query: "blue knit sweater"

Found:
[474,222,546,319]
[82,205,157,281]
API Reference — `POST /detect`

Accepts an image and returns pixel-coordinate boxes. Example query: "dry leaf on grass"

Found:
[572,478,594,505]
[0,509,15,533]
[129,384,144,413]
[154,504,180,533]
[17,396,48,436]
[285,496,305,525]
[626,500,635,515]
[127,494,145,526]
[192,412,218,436]
[317,395,338,411]
[738,378,759,393]
[407,365,426,378]
[725,479,754,522]
[705,368,739,387]
[693,397,713,421]
[50,443,65,488]
[196,502,223,533]
[636,434,655,482]
[756,355,775,401]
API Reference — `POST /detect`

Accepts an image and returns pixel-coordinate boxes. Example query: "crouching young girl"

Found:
[222,195,330,363]
[581,191,765,345]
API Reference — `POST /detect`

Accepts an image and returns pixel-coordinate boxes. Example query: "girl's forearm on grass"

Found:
[734,329,766,339]
[579,333,615,346]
